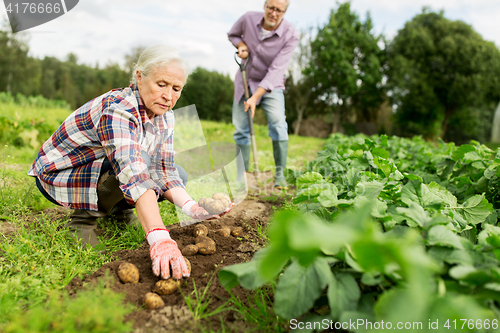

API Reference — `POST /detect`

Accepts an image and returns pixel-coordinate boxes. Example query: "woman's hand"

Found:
[147,229,190,279]
[182,200,215,220]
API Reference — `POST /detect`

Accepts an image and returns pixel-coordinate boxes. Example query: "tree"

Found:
[284,30,316,135]
[305,2,386,131]
[387,8,500,141]
[0,19,31,95]
[175,67,234,123]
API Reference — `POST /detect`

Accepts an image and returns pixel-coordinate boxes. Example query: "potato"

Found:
[199,198,214,209]
[198,197,209,208]
[117,262,139,284]
[184,257,191,274]
[231,227,243,237]
[182,244,199,256]
[215,226,231,237]
[195,235,215,246]
[197,242,216,255]
[212,193,232,209]
[144,292,165,309]
[152,279,179,295]
[193,224,208,237]
[204,200,226,215]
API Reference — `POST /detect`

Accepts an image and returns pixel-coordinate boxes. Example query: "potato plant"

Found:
[220,133,500,331]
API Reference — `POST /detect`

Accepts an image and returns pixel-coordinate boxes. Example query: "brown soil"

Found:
[65,171,292,333]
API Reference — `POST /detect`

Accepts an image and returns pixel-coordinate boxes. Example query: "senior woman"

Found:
[28,45,219,280]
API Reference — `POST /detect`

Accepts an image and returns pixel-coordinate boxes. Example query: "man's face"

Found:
[263,0,287,30]
[136,64,185,119]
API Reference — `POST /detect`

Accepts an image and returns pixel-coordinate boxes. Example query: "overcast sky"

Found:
[1,0,499,79]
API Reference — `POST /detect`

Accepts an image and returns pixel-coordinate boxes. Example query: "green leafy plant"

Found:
[220,133,500,331]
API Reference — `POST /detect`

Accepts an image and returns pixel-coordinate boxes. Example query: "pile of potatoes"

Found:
[117,258,192,310]
[198,193,232,215]
[181,224,243,256]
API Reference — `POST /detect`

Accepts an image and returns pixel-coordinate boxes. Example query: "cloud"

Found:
[1,0,499,76]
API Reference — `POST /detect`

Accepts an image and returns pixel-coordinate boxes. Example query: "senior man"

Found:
[228,0,299,189]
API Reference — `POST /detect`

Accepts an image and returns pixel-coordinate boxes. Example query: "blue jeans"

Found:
[232,89,288,145]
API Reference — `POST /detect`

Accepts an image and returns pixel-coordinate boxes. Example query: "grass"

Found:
[226,284,289,332]
[0,101,328,332]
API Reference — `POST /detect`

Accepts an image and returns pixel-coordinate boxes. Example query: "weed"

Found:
[3,274,134,333]
[226,284,288,332]
[180,274,231,321]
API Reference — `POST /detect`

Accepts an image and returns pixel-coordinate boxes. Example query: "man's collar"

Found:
[256,12,285,37]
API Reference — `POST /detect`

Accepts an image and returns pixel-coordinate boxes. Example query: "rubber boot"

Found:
[273,140,288,189]
[67,209,107,251]
[236,144,251,182]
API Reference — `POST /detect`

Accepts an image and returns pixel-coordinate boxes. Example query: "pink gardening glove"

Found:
[147,229,190,280]
[182,199,217,220]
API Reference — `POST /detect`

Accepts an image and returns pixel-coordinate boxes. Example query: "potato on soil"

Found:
[117,262,139,284]
[153,279,179,295]
[182,244,199,256]
[195,235,215,246]
[184,257,191,274]
[231,227,243,237]
[197,242,216,255]
[215,226,231,237]
[144,292,165,309]
[193,224,208,237]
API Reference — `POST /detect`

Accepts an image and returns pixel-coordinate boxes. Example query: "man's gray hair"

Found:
[130,45,188,85]
[265,0,290,9]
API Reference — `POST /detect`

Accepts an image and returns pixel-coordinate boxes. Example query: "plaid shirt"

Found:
[28,85,184,211]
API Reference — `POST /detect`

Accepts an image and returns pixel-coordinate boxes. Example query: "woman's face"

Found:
[136,63,185,119]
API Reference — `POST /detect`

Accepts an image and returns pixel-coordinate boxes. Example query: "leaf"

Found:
[317,184,339,207]
[451,144,476,162]
[328,272,361,320]
[274,257,333,319]
[448,266,494,286]
[401,181,444,208]
[355,181,385,199]
[396,202,430,228]
[461,194,493,225]
[374,157,392,178]
[297,172,324,187]
[426,225,464,249]
[372,147,389,159]
[218,249,271,290]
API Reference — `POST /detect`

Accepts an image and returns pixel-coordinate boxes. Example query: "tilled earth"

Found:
[65,171,290,332]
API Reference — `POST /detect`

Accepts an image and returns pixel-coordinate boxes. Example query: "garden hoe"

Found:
[234,51,259,178]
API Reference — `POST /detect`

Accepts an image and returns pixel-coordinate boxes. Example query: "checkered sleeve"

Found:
[149,113,184,195]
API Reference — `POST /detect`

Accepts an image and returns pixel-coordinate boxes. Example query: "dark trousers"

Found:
[35,155,188,207]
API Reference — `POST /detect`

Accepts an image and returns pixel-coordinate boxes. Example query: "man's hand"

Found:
[237,42,249,59]
[147,229,190,280]
[244,96,257,118]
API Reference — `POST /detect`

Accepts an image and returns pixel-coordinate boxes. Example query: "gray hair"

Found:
[265,0,290,9]
[130,45,188,85]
